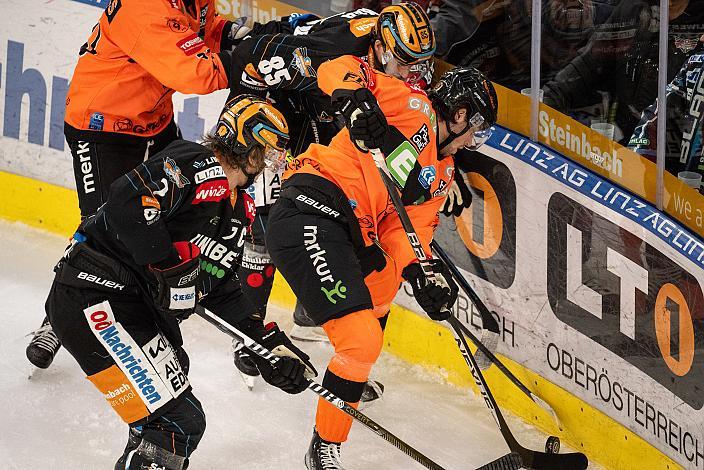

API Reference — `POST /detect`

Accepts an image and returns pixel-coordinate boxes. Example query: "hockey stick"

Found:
[431,241,500,369]
[447,315,587,470]
[196,306,521,470]
[430,241,559,423]
[430,240,500,370]
[369,149,588,470]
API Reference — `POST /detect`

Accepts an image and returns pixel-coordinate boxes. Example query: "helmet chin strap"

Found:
[438,119,472,154]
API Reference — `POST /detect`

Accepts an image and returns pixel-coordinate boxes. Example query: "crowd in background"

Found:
[336,0,704,186]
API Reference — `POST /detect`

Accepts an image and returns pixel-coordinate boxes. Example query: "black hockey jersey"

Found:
[81,139,256,331]
[227,8,379,123]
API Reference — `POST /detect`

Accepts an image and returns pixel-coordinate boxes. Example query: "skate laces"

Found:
[29,323,60,352]
[319,441,344,469]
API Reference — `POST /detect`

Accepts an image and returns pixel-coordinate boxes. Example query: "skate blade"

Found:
[237,369,255,391]
[290,325,330,343]
[27,365,41,380]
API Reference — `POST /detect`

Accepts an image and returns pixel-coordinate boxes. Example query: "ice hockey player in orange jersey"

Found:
[265,57,498,469]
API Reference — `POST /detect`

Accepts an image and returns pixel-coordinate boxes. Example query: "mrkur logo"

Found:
[303,225,347,304]
[547,192,704,408]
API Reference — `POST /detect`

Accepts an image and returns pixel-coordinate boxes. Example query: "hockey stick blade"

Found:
[475,452,522,470]
[196,306,446,470]
[448,316,588,470]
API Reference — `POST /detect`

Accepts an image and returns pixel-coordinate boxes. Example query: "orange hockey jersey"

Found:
[65,0,229,139]
[286,56,453,306]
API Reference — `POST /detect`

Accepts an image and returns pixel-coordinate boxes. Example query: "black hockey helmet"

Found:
[428,66,498,151]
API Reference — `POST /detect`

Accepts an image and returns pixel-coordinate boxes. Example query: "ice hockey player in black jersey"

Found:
[44,95,317,470]
[221,2,436,383]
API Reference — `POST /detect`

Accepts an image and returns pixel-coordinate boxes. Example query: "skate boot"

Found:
[233,340,259,390]
[26,317,61,369]
[305,429,346,470]
[289,324,330,342]
[291,301,329,343]
[358,380,384,410]
[114,426,142,470]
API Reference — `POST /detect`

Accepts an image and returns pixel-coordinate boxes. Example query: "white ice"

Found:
[0,220,584,469]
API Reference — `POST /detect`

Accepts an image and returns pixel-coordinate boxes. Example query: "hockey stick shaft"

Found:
[196,307,446,470]
[430,241,499,333]
[430,241,559,421]
[369,149,587,470]
[447,316,588,470]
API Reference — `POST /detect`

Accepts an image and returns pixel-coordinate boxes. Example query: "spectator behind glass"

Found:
[543,0,704,144]
[629,35,704,180]
[436,0,612,92]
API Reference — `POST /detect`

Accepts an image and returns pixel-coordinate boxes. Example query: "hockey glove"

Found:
[440,170,472,217]
[148,242,201,317]
[333,88,388,152]
[402,260,458,321]
[252,322,318,394]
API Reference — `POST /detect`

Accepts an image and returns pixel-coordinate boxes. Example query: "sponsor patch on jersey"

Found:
[176,33,205,56]
[357,59,375,88]
[194,166,225,183]
[143,333,189,400]
[83,302,172,414]
[164,157,190,188]
[167,18,188,33]
[141,195,160,209]
[348,17,375,37]
[89,112,104,131]
[240,64,267,90]
[418,165,436,189]
[105,0,121,23]
[144,207,160,224]
[243,192,256,224]
[411,124,430,152]
[193,181,230,204]
[290,47,317,78]
[343,72,365,86]
[386,141,419,188]
[433,178,449,197]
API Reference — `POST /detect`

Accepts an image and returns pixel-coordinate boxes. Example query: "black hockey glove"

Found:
[333,88,388,152]
[251,322,318,394]
[402,260,458,321]
[440,170,472,217]
[148,242,201,318]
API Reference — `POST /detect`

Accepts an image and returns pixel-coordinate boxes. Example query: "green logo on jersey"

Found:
[386,141,419,188]
[321,280,347,304]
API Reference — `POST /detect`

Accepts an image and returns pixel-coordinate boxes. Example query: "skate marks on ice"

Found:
[0,221,598,468]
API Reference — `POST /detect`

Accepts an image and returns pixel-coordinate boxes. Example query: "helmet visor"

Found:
[263,144,287,172]
[465,127,493,151]
[405,60,433,85]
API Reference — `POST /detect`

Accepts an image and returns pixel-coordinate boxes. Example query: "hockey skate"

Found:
[289,324,330,343]
[114,426,142,470]
[232,340,259,391]
[305,429,346,470]
[291,302,329,343]
[26,316,61,370]
[358,379,384,410]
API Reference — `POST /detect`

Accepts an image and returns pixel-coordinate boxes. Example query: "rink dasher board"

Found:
[395,126,703,470]
[0,1,702,469]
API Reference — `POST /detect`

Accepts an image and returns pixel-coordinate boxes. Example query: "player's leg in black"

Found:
[27,123,179,369]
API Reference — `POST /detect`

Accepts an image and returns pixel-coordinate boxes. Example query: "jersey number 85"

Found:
[258,56,291,86]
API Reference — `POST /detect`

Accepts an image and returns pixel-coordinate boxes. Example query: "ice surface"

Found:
[0,220,589,469]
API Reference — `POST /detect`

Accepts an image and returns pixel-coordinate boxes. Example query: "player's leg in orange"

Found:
[315,308,384,444]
